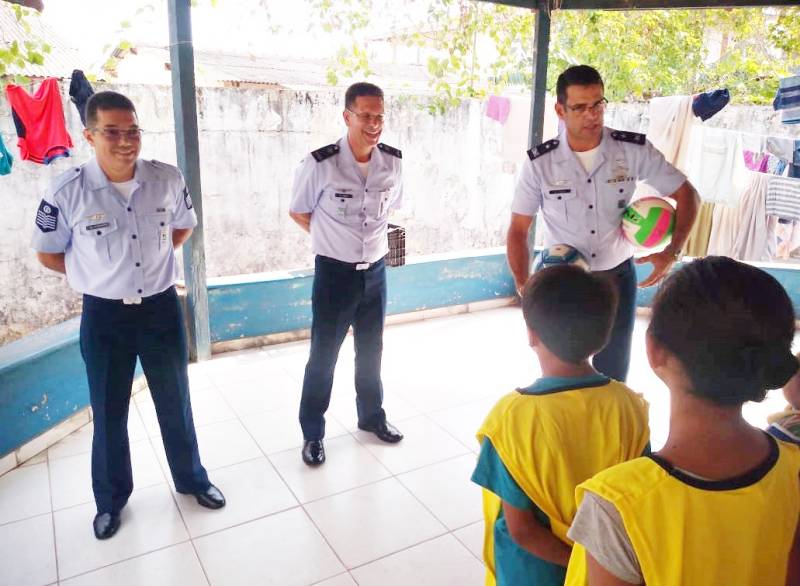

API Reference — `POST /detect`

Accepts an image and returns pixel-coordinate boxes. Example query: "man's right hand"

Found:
[507,213,534,296]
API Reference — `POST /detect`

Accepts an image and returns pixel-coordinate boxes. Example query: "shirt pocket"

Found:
[143,212,173,253]
[542,185,579,224]
[373,186,395,219]
[322,188,354,220]
[77,218,120,263]
[600,178,636,219]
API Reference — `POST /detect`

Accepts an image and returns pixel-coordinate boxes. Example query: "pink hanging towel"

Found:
[486,95,511,124]
[5,78,73,164]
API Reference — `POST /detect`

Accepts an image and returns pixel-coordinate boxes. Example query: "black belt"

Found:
[318,255,384,271]
[84,286,175,305]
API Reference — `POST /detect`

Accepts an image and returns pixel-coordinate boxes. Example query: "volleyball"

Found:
[622,197,676,249]
[533,244,590,272]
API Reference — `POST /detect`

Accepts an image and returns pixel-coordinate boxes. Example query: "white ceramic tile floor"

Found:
[1,308,796,585]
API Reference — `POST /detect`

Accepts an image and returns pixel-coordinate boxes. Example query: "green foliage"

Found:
[0,2,51,79]
[309,1,800,112]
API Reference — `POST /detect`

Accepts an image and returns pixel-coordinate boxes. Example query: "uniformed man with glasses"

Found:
[289,82,404,466]
[31,91,225,540]
[507,65,699,382]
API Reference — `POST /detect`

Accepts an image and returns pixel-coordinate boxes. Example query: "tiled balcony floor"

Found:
[1,306,793,585]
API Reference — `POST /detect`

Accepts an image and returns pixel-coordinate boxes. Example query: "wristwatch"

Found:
[666,246,683,262]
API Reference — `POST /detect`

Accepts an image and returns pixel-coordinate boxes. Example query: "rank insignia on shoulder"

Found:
[611,130,646,145]
[183,186,193,210]
[527,139,559,161]
[377,143,402,158]
[311,144,340,162]
[36,200,59,233]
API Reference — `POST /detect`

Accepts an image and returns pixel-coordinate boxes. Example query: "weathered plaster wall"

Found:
[1,82,798,344]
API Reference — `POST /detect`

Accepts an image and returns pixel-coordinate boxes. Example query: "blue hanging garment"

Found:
[0,133,12,176]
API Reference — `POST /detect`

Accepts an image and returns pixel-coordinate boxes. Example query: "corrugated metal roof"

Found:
[114,46,437,93]
[0,2,83,78]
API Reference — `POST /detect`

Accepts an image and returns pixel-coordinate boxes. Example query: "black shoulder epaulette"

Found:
[611,130,646,145]
[527,138,559,161]
[311,144,340,162]
[377,143,402,159]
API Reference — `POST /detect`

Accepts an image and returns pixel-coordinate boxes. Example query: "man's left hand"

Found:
[635,250,675,288]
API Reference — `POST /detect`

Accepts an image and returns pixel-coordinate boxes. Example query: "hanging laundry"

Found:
[646,95,694,171]
[68,69,94,127]
[692,89,730,121]
[790,139,800,179]
[683,201,715,257]
[485,95,511,124]
[0,133,12,176]
[743,150,769,173]
[686,127,748,205]
[732,172,775,261]
[766,176,800,222]
[773,75,800,125]
[5,77,73,165]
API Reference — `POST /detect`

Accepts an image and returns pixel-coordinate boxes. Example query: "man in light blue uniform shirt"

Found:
[507,65,699,382]
[31,91,225,540]
[290,82,404,466]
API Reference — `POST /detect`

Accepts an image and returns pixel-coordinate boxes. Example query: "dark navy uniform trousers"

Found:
[80,286,209,514]
[592,257,637,382]
[299,255,388,441]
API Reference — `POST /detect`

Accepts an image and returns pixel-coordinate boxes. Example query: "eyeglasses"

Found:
[346,109,385,124]
[90,128,144,141]
[564,97,608,115]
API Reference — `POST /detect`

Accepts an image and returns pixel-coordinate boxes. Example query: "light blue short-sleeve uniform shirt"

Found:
[512,127,686,271]
[31,158,197,299]
[289,136,403,264]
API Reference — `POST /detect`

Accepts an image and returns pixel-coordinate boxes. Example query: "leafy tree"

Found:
[310,1,800,111]
[0,1,52,80]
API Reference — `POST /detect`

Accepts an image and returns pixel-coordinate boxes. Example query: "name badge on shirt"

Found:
[335,192,353,199]
[86,222,110,231]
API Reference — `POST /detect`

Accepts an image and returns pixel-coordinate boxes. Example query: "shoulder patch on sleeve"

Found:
[311,144,340,162]
[527,139,559,161]
[35,199,59,233]
[611,130,646,145]
[183,186,193,210]
[377,143,402,159]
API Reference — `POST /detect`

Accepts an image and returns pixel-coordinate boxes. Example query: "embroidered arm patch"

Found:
[35,200,59,232]
[183,186,193,210]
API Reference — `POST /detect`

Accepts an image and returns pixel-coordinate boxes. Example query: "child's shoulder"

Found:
[767,408,800,445]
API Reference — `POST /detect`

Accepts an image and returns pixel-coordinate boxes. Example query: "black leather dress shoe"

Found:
[194,484,226,509]
[302,440,325,465]
[93,512,121,540]
[358,420,404,443]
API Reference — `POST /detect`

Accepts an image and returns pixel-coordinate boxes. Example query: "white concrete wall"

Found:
[1,82,798,344]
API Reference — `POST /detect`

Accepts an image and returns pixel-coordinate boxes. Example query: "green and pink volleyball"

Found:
[622,197,675,249]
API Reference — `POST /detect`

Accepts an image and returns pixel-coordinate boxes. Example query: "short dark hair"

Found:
[345,82,384,110]
[556,65,604,104]
[522,264,618,364]
[649,256,798,406]
[85,91,137,128]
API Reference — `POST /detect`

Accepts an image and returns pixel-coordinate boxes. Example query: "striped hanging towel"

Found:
[766,176,800,221]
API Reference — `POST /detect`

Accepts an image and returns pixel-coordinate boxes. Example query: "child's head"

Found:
[521,264,618,364]
[784,352,800,410]
[648,256,798,406]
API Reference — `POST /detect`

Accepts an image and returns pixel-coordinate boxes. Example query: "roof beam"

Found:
[479,0,798,9]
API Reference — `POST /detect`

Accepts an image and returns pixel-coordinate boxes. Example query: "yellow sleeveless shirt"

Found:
[565,436,800,586]
[477,380,650,586]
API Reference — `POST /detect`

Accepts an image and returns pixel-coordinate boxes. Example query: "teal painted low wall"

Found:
[207,253,516,342]
[1,252,798,459]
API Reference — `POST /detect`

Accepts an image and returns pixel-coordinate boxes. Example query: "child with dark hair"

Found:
[566,256,800,586]
[768,352,800,445]
[471,264,650,586]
